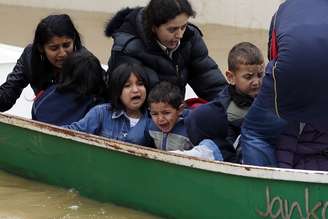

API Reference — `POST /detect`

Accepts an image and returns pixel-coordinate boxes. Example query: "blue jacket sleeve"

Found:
[63,105,103,134]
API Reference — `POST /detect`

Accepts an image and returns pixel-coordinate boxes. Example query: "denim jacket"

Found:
[64,103,151,146]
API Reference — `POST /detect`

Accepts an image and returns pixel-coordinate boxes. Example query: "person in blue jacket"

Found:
[64,63,152,146]
[32,50,107,125]
[241,0,328,166]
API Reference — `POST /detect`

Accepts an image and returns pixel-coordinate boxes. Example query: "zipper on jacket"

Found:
[175,64,183,89]
[175,65,179,76]
[161,133,168,151]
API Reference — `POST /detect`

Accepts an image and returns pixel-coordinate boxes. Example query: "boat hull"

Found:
[1,114,328,219]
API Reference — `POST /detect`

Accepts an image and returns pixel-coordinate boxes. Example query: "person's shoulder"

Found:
[19,44,33,58]
[24,43,33,51]
[170,117,189,137]
[111,32,143,53]
[186,23,203,37]
[91,103,112,112]
[215,86,231,109]
[33,85,57,106]
[78,46,90,53]
[105,7,140,37]
[183,23,205,47]
[181,108,191,118]
[106,7,144,52]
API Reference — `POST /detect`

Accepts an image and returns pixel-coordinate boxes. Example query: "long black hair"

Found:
[143,0,196,39]
[31,14,82,92]
[109,63,150,111]
[56,50,107,100]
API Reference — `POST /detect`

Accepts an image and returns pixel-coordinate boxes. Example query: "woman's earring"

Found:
[40,54,44,61]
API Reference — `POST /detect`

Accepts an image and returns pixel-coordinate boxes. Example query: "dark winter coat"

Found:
[215,85,253,146]
[32,85,105,126]
[268,0,328,123]
[185,100,237,162]
[276,122,328,171]
[105,7,227,101]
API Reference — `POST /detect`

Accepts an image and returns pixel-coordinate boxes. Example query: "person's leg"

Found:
[241,61,286,166]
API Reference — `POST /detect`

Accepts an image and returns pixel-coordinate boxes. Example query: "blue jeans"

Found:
[241,61,286,167]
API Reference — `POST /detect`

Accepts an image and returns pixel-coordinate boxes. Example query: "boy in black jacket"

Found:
[216,42,264,161]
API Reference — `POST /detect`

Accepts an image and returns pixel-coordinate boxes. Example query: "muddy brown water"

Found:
[0,4,268,219]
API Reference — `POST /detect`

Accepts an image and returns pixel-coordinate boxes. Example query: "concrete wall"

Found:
[0,0,284,29]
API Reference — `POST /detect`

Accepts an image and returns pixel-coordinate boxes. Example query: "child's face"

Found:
[120,73,146,118]
[226,64,264,97]
[149,102,183,133]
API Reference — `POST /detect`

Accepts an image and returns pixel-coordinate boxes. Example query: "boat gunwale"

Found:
[1,112,328,184]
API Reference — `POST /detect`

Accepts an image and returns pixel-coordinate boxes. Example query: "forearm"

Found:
[0,46,31,111]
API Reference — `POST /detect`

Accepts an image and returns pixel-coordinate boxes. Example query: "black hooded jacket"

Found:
[105,7,227,101]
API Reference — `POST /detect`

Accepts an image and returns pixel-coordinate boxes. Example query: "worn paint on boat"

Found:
[1,113,328,219]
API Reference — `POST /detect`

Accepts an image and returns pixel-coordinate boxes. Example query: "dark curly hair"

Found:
[147,81,183,109]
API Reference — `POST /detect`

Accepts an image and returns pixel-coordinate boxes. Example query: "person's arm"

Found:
[187,25,227,101]
[0,46,31,111]
[63,105,103,134]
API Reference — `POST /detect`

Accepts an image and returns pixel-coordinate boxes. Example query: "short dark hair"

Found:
[148,81,183,109]
[56,50,106,99]
[228,42,264,72]
[109,63,150,110]
[143,0,196,38]
[31,14,82,90]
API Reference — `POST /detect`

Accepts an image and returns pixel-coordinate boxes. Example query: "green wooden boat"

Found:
[1,113,328,219]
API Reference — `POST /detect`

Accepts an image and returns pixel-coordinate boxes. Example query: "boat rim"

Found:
[1,112,328,184]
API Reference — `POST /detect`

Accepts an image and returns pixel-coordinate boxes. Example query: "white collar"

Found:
[157,40,180,59]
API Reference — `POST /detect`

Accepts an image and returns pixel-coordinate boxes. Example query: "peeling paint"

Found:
[2,113,328,184]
